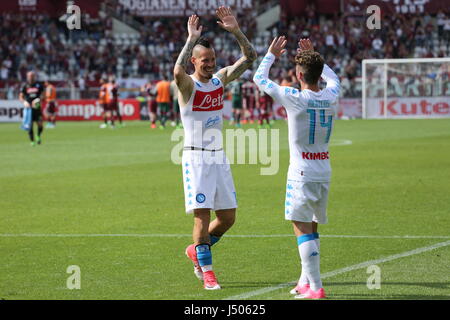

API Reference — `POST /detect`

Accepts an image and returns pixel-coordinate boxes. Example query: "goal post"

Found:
[362,58,450,119]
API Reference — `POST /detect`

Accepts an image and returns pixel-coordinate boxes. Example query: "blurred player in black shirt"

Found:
[19,71,45,145]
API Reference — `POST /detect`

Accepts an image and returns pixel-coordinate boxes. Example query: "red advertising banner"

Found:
[366,97,450,118]
[48,99,141,121]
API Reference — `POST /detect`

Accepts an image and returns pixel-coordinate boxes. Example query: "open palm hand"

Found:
[216,6,239,33]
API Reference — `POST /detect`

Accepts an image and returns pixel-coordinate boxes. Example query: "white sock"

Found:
[298,269,309,286]
[298,236,322,291]
[298,236,320,286]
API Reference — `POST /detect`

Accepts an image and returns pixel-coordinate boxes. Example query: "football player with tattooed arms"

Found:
[173,7,256,290]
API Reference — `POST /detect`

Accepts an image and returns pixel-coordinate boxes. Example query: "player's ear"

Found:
[191,56,196,65]
[296,69,304,82]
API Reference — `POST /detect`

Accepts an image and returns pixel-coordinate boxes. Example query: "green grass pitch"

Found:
[0,119,449,300]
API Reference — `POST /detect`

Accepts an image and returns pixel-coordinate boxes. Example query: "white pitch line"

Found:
[223,239,450,300]
[330,139,353,146]
[0,233,449,239]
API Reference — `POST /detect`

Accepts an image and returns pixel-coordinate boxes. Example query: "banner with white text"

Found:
[117,0,253,16]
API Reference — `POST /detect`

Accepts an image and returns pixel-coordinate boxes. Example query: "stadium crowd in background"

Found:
[0,3,449,99]
[270,5,450,96]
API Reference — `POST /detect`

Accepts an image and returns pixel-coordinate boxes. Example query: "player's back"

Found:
[284,86,338,181]
[253,53,340,181]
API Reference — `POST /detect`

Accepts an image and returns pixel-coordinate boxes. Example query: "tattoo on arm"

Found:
[176,38,197,70]
[218,30,257,84]
[233,29,257,62]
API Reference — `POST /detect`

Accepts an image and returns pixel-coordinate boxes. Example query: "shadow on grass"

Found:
[220,281,294,289]
[218,281,450,300]
[325,281,450,299]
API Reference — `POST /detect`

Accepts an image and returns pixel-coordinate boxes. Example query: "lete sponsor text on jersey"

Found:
[192,87,224,111]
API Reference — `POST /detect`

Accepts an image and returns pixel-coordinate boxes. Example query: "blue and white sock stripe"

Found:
[297,233,316,246]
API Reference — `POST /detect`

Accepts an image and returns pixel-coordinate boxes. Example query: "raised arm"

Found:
[253,36,299,107]
[321,64,340,95]
[215,7,257,86]
[173,15,202,97]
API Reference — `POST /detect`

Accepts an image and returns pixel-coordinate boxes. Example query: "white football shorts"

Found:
[284,168,330,224]
[182,150,237,214]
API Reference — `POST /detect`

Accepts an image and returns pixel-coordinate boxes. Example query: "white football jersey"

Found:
[254,52,340,181]
[180,74,225,150]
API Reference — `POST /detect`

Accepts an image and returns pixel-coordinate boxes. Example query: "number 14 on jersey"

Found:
[307,109,333,144]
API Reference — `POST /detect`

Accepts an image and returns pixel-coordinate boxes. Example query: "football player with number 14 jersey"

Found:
[254,37,340,299]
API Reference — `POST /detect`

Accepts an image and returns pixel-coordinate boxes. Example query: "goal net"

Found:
[362,58,450,119]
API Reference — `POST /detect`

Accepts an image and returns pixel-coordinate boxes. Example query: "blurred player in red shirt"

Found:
[256,87,273,128]
[142,80,157,129]
[107,75,123,128]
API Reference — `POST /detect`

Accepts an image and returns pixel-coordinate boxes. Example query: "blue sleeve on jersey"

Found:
[253,52,299,110]
[321,64,341,97]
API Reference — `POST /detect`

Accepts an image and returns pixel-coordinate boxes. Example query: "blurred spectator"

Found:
[78,76,86,99]
[437,10,446,41]
[371,36,383,58]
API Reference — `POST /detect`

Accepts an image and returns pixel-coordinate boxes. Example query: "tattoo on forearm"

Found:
[233,29,257,61]
[231,58,253,78]
[176,38,197,69]
[218,29,257,83]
